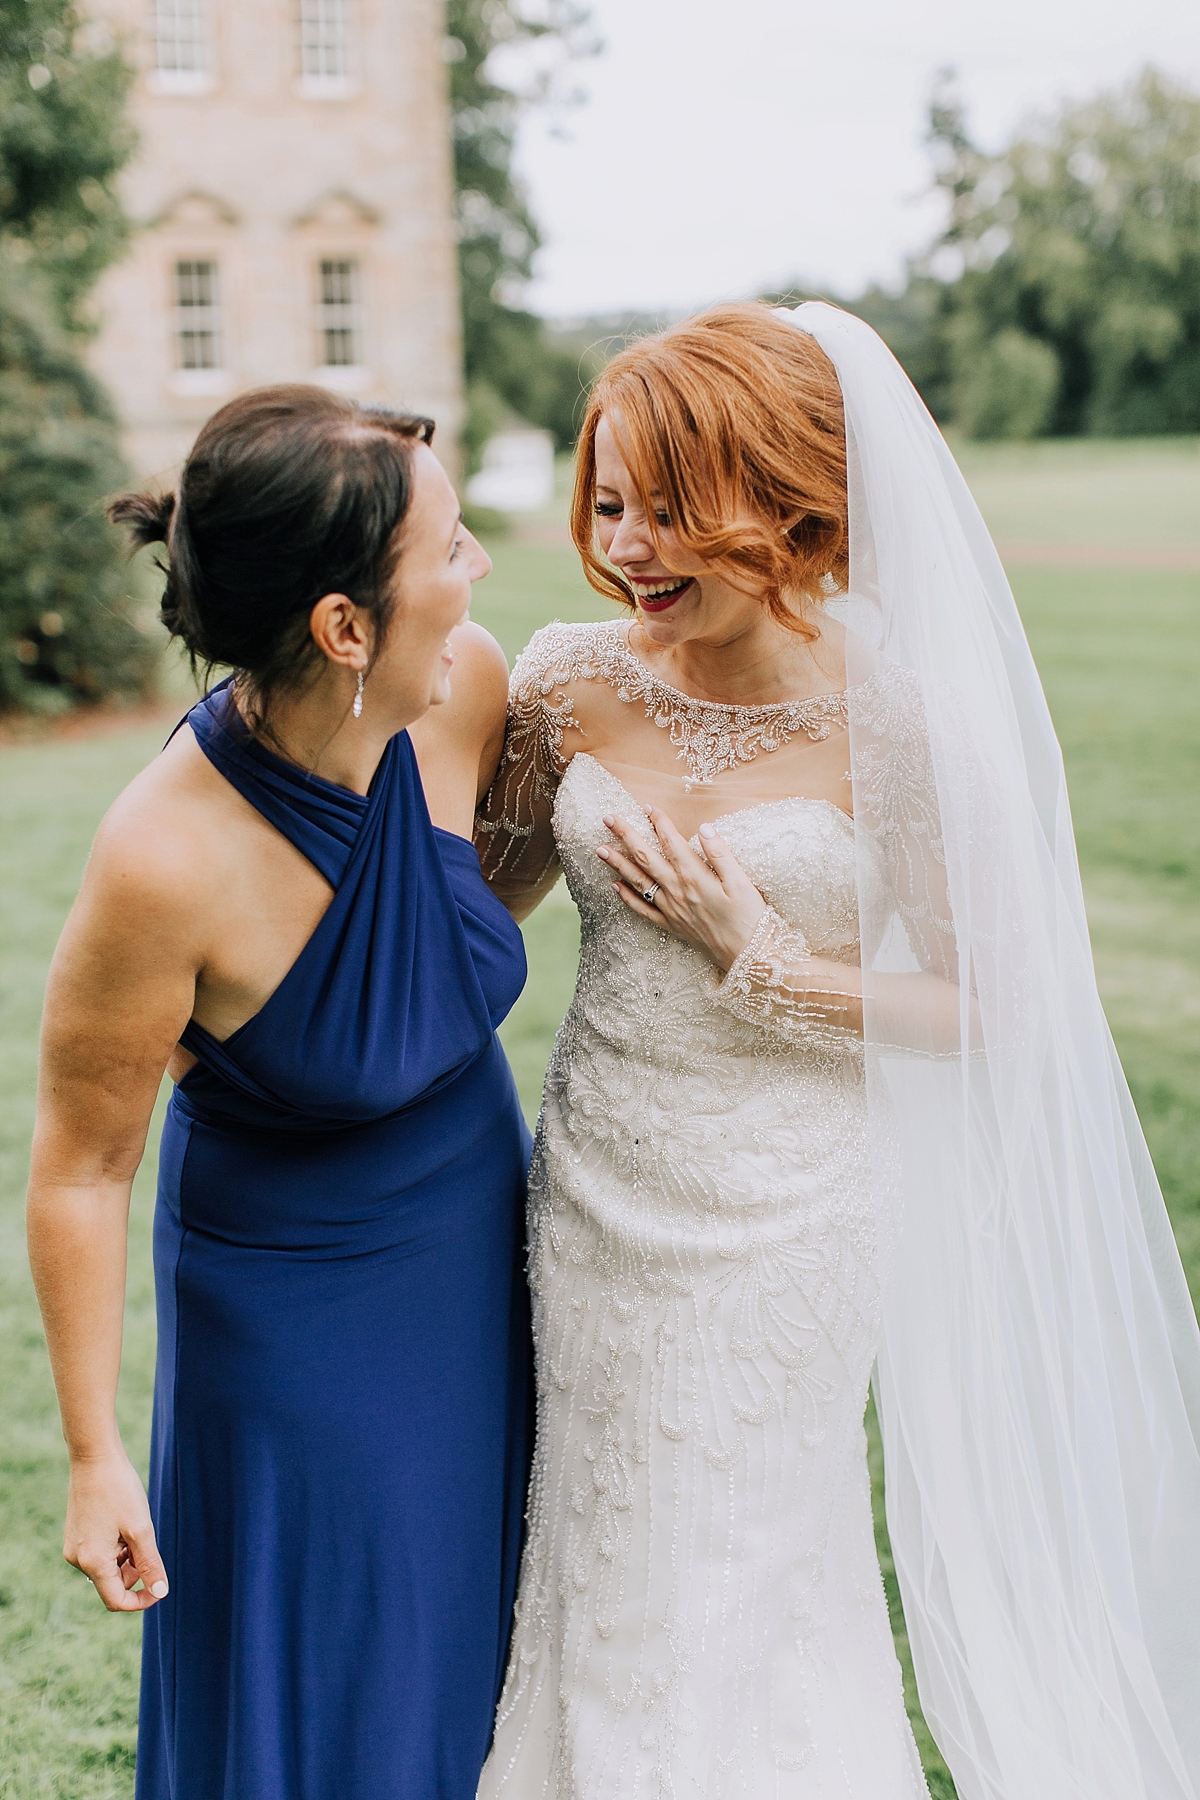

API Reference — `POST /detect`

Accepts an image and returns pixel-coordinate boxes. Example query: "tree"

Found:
[0,267,153,708]
[760,277,957,425]
[445,0,596,460]
[926,69,1200,436]
[0,0,152,711]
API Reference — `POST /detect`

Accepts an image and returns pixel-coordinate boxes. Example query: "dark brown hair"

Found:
[109,384,434,718]
[571,303,848,637]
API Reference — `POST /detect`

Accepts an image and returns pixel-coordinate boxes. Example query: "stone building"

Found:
[86,0,462,480]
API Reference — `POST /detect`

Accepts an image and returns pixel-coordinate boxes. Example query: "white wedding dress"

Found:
[474,302,1200,1800]
[476,621,931,1800]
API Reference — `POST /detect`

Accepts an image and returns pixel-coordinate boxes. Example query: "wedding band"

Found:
[642,883,660,905]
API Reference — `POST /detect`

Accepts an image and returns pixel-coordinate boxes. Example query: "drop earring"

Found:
[353,669,364,719]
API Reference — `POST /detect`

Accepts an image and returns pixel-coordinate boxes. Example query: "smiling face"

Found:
[373,443,491,713]
[592,415,777,650]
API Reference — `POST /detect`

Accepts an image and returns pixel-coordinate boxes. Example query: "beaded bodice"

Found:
[476,619,863,910]
[556,751,866,1077]
[475,619,956,1057]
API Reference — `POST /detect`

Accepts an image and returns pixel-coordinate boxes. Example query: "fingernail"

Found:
[699,822,716,839]
[596,846,609,859]
[602,814,615,828]
[150,1580,169,1598]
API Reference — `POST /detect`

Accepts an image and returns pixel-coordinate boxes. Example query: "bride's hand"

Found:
[596,808,767,973]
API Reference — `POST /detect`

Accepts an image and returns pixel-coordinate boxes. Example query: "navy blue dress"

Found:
[136,686,533,1800]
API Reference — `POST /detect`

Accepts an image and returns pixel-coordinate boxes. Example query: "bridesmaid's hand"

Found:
[596,809,767,973]
[64,1452,170,1612]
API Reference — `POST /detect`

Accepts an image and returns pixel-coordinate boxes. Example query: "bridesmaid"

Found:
[26,386,533,1799]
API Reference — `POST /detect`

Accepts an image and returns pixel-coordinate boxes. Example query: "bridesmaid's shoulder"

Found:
[81,725,241,929]
[447,620,510,720]
[408,622,510,820]
[411,621,509,754]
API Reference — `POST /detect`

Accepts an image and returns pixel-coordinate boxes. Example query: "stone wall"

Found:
[86,0,462,481]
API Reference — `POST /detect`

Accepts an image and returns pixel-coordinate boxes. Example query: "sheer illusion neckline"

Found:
[607,623,849,791]
[616,623,846,715]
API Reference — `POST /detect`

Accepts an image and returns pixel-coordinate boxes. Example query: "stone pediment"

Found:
[151,189,240,231]
[291,188,382,233]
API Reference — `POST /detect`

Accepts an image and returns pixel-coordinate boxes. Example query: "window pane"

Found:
[320,259,357,307]
[299,0,350,79]
[154,0,205,74]
[175,260,222,369]
[318,259,361,366]
[322,328,356,366]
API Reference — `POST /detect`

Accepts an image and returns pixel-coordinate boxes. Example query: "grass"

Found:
[954,434,1200,551]
[0,734,165,1795]
[1,440,1197,1796]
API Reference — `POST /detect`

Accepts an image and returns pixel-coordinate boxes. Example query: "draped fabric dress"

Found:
[135,686,533,1800]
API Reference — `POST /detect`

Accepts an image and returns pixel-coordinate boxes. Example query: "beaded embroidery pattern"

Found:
[605,628,850,791]
[496,618,850,798]
[478,623,940,1800]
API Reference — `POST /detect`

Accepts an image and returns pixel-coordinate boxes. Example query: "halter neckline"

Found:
[172,680,524,1130]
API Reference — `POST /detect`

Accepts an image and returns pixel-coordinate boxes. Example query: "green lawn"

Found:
[954,434,1200,552]
[1,440,1197,1797]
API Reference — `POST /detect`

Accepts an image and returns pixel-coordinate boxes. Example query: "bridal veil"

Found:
[780,302,1200,1799]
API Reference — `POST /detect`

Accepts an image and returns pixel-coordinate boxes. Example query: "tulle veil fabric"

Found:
[781,303,1200,1799]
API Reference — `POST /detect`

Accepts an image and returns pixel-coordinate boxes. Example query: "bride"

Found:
[475,302,1200,1799]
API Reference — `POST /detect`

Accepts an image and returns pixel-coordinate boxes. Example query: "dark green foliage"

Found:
[765,72,1200,440]
[760,279,958,422]
[927,69,1200,437]
[0,0,134,317]
[0,0,151,711]
[446,0,595,457]
[0,267,154,710]
[840,280,957,422]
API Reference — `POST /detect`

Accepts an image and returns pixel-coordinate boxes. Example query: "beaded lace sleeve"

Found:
[474,624,585,913]
[713,908,863,1053]
[712,666,960,1057]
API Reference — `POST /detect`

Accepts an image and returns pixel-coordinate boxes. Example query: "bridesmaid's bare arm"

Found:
[27,792,205,1612]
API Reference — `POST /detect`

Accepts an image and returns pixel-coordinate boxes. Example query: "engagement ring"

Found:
[642,883,660,905]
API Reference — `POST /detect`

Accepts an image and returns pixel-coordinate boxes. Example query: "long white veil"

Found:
[780,302,1200,1800]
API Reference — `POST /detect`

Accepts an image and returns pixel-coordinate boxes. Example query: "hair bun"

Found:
[107,489,176,548]
[103,386,430,718]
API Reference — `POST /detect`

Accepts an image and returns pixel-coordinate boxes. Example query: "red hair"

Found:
[570,303,849,637]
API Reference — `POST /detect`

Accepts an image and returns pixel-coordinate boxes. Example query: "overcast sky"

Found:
[511,0,1200,319]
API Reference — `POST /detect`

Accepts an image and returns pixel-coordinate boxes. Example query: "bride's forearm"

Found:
[794,957,864,1035]
[713,912,978,1055]
[866,969,982,1056]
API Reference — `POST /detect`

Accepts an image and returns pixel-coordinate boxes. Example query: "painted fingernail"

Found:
[596,846,609,859]
[150,1580,169,1598]
[699,822,716,839]
[602,814,615,828]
